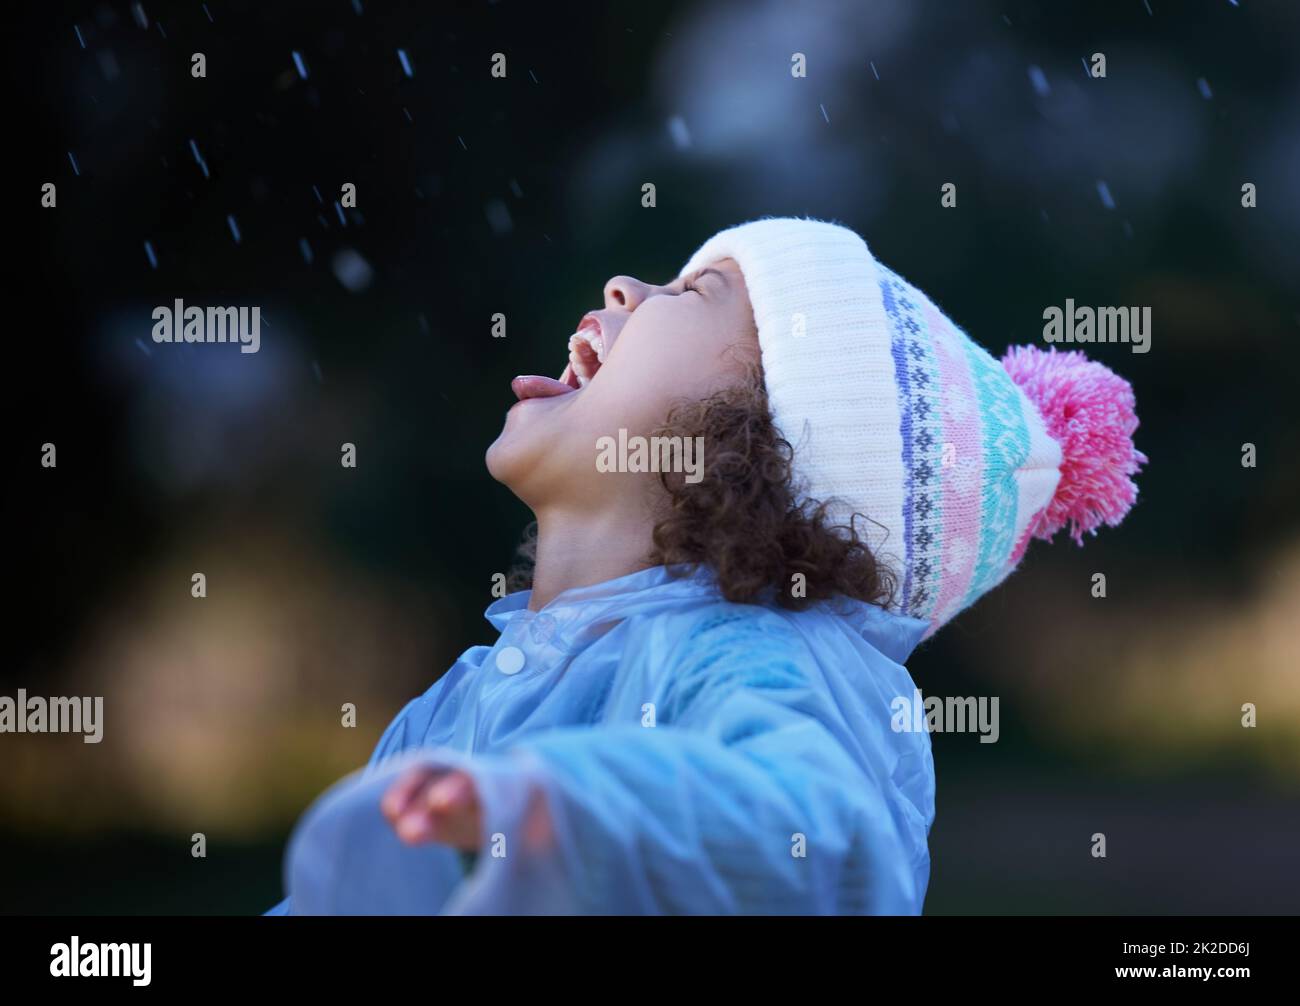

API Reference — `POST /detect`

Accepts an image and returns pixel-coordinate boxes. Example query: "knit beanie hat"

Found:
[677,217,1146,637]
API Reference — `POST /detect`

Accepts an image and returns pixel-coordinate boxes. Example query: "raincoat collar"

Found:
[484,564,715,633]
[484,564,929,663]
[842,602,929,664]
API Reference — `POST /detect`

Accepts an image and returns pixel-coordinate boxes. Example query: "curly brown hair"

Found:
[508,365,897,611]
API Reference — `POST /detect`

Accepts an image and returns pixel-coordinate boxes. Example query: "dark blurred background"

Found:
[7,0,1299,914]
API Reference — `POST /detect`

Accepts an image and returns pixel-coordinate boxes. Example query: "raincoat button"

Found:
[495,646,526,675]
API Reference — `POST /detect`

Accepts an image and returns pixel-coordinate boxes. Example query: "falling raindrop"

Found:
[332,249,374,292]
[484,198,513,235]
[98,51,120,81]
[189,139,210,179]
[1028,65,1051,97]
[667,116,691,150]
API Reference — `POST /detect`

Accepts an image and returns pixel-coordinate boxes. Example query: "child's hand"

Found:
[380,765,483,850]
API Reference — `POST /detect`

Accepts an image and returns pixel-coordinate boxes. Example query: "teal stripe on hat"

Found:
[959,336,1031,611]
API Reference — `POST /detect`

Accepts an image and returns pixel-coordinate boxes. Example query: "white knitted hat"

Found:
[677,217,1145,635]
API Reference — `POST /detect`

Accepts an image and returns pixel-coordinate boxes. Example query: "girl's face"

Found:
[486,257,757,508]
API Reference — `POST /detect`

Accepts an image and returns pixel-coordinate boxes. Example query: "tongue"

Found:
[512,375,576,401]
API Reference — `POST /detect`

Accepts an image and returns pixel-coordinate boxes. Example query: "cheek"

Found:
[576,378,676,442]
[632,326,744,406]
[586,302,751,432]
[623,312,714,384]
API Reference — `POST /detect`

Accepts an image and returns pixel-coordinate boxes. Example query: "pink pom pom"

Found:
[1001,345,1147,546]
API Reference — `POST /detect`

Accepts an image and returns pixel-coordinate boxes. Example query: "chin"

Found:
[484,433,518,485]
[485,428,541,500]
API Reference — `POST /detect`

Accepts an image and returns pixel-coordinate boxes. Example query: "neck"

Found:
[527,501,656,611]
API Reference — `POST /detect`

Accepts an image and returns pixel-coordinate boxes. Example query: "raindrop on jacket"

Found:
[264,564,934,915]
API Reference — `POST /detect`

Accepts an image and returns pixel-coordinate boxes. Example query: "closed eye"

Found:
[681,267,723,295]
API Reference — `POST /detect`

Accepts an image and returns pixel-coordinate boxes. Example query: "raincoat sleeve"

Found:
[283,603,929,914]
[259,693,435,916]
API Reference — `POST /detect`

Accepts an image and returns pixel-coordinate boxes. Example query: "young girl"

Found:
[265,217,1144,915]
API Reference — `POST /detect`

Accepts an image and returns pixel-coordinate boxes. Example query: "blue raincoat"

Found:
[264,564,934,915]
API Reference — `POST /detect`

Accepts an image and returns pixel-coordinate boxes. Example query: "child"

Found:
[264,217,1144,915]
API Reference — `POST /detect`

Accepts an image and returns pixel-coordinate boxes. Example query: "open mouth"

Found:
[510,314,607,403]
[563,314,605,389]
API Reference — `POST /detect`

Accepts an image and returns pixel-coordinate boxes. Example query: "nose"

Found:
[603,275,660,311]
